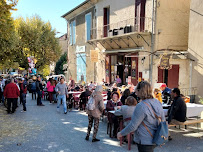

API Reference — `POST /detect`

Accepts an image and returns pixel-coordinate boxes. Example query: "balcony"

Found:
[88,17,152,50]
[91,17,152,40]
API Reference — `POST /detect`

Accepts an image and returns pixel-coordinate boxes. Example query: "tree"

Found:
[0,0,19,69]
[55,53,67,75]
[14,15,62,71]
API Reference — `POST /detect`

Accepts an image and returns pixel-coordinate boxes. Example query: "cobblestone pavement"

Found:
[0,94,203,152]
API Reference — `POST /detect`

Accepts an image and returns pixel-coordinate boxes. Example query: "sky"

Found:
[11,0,85,37]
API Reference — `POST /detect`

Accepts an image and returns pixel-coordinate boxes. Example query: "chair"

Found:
[120,117,133,151]
[107,112,113,138]
[72,93,81,109]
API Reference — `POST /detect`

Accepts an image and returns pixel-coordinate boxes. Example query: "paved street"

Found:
[0,94,203,152]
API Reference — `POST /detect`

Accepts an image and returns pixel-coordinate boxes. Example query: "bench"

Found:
[169,119,203,130]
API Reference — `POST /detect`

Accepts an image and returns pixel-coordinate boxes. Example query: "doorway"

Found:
[158,65,179,88]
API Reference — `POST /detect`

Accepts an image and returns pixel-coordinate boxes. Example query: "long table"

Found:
[164,103,203,128]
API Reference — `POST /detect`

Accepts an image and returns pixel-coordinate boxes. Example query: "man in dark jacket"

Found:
[19,78,27,112]
[168,88,187,124]
[168,88,186,140]
[3,78,20,114]
[36,76,44,106]
[79,86,92,110]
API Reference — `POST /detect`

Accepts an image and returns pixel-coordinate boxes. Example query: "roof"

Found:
[61,0,91,18]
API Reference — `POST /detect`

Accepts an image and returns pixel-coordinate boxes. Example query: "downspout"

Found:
[189,60,193,95]
[149,0,156,84]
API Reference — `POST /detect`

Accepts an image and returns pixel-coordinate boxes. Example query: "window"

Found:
[69,22,72,45]
[85,12,92,41]
[69,20,76,45]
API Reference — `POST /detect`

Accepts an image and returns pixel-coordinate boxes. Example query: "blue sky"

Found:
[11,0,85,37]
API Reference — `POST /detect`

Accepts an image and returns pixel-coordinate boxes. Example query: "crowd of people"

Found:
[0,74,188,152]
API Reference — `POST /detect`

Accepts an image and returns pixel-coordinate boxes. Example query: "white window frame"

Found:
[85,12,92,42]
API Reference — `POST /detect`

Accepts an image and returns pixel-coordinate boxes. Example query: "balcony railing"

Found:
[90,17,152,40]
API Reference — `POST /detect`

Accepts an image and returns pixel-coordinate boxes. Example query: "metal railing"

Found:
[90,17,152,40]
[180,87,197,103]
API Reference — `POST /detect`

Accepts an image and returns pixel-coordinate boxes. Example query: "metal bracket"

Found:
[111,39,121,49]
[118,37,129,47]
[127,36,139,47]
[103,40,114,49]
[137,34,150,47]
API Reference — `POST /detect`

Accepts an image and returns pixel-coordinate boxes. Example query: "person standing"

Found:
[55,77,68,114]
[116,75,122,87]
[0,77,4,104]
[19,78,27,112]
[46,78,55,104]
[3,78,20,114]
[36,76,45,106]
[86,85,104,142]
[117,81,166,152]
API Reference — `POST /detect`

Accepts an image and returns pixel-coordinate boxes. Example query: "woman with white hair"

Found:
[86,85,104,142]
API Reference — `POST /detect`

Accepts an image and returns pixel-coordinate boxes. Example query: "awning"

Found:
[88,32,151,50]
[103,47,144,54]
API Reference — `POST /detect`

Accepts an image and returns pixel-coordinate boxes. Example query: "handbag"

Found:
[142,102,169,146]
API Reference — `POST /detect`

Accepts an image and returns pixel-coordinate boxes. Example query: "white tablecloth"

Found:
[164,103,203,118]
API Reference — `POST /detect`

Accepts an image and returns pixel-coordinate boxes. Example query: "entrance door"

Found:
[157,65,179,88]
[168,65,179,88]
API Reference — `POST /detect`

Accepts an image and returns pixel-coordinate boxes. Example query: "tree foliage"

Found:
[55,53,67,75]
[0,0,19,69]
[15,16,62,70]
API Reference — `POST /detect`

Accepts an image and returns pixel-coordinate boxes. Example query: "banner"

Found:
[90,50,98,62]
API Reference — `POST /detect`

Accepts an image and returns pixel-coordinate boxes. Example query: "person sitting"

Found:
[153,88,162,103]
[79,86,92,111]
[160,83,171,104]
[106,92,123,138]
[114,96,137,127]
[120,89,130,105]
[167,88,186,140]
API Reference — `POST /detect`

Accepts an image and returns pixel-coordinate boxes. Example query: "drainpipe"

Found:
[189,60,193,95]
[149,0,156,84]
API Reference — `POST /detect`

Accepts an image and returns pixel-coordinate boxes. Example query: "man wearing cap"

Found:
[3,78,20,114]
[19,78,27,112]
[160,83,171,95]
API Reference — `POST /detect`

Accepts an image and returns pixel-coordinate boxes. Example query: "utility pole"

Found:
[149,0,156,84]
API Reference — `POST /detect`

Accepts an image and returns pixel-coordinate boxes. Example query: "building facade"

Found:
[62,0,197,99]
[188,0,203,101]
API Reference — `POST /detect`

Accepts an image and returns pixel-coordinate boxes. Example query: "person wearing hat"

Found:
[19,78,27,112]
[160,83,171,95]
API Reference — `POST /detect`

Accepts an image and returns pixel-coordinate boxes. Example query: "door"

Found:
[168,65,179,88]
[157,65,179,88]
[77,53,86,82]
[131,56,138,85]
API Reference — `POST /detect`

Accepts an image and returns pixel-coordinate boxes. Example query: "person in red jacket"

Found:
[3,78,20,114]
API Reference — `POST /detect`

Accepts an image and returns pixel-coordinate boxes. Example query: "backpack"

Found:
[142,102,169,146]
[86,95,95,111]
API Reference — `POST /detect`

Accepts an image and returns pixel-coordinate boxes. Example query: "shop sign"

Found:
[76,46,86,53]
[132,60,136,69]
[90,50,98,62]
[159,53,171,69]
